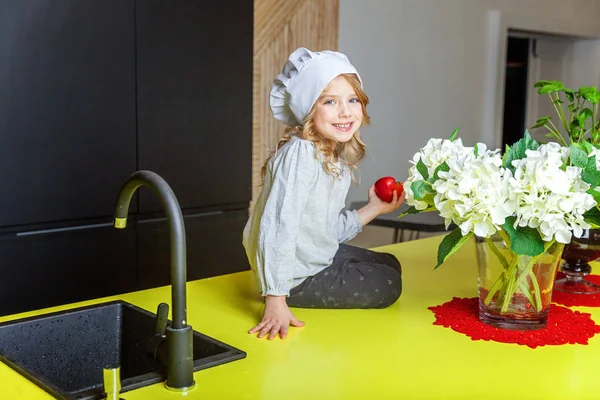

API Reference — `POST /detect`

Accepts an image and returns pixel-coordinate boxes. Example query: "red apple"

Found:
[374,177,404,203]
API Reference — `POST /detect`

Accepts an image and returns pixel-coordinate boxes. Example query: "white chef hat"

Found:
[269,47,362,126]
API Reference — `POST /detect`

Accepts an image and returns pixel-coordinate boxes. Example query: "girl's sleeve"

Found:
[337,209,363,243]
[256,141,316,296]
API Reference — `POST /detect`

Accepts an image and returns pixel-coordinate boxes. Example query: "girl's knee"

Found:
[382,253,401,273]
[376,267,402,308]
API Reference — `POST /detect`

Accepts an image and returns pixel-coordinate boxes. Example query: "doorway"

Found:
[481,10,600,151]
[500,31,600,147]
[501,37,530,149]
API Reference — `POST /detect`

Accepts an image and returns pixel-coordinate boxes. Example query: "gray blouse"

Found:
[242,135,362,296]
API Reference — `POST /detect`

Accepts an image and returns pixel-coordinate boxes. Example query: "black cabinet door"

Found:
[0,1,136,227]
[137,210,250,290]
[136,1,253,213]
[0,224,137,316]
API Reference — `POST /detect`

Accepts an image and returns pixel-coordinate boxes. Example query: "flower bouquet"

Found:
[403,128,600,329]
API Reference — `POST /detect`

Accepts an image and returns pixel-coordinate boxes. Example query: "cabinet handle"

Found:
[16,222,113,236]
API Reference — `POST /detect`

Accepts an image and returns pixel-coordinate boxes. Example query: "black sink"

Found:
[0,300,246,399]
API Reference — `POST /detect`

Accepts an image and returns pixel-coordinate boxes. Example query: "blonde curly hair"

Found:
[261,73,370,183]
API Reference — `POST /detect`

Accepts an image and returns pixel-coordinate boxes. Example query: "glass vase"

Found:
[475,233,565,330]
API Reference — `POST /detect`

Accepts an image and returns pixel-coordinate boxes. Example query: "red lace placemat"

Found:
[428,297,600,348]
[552,273,600,307]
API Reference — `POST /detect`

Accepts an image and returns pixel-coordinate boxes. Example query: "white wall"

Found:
[571,39,600,88]
[339,0,600,204]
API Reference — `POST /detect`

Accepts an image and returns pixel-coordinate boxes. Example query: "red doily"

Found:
[428,297,600,348]
[552,273,600,307]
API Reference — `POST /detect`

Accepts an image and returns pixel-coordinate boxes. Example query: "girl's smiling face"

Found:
[312,75,363,144]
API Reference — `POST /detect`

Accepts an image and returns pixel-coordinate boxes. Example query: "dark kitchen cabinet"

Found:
[136,0,253,213]
[0,0,137,227]
[0,1,252,317]
[0,224,137,316]
[136,210,248,290]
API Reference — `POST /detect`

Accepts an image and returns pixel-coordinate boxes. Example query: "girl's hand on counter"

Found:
[248,295,305,339]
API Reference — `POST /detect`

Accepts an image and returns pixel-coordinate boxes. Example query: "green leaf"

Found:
[501,144,510,166]
[586,188,600,204]
[449,126,459,141]
[564,89,575,102]
[432,162,450,181]
[537,80,564,94]
[411,181,434,201]
[580,87,600,104]
[584,206,600,228]
[559,162,567,171]
[572,147,600,186]
[580,108,593,120]
[398,206,420,217]
[435,229,473,269]
[578,108,593,129]
[582,168,600,188]
[503,130,539,173]
[474,144,479,157]
[531,116,551,129]
[502,216,545,256]
[533,80,551,88]
[569,145,589,168]
[399,206,436,217]
[416,158,429,181]
[422,193,436,204]
[587,154,598,169]
[582,141,595,154]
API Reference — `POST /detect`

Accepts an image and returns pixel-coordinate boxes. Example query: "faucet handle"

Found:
[147,303,169,362]
[155,302,169,336]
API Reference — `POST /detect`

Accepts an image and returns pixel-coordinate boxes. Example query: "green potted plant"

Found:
[531,80,600,146]
[531,80,600,295]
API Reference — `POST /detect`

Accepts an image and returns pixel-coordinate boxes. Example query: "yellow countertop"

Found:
[1,235,599,400]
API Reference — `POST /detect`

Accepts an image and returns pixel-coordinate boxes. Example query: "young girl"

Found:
[243,47,404,340]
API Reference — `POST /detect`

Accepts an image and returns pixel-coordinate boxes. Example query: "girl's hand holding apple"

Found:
[374,176,405,203]
[357,176,405,227]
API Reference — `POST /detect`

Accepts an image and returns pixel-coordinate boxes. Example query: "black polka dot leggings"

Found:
[287,244,402,309]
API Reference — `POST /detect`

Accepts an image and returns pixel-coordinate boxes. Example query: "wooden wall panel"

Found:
[252,0,339,207]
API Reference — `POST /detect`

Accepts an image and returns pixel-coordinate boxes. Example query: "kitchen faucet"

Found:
[113,170,194,391]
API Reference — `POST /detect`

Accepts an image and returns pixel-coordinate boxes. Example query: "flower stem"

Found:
[545,120,568,146]
[501,262,520,312]
[529,270,543,312]
[593,103,598,140]
[484,272,506,305]
[481,235,556,314]
[555,92,570,134]
[482,234,514,305]
[484,237,509,269]
[518,279,536,309]
[498,229,511,249]
[499,241,555,313]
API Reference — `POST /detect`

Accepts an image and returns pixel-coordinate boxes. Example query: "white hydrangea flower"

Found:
[509,142,595,243]
[432,144,515,237]
[405,138,472,210]
[405,136,597,243]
